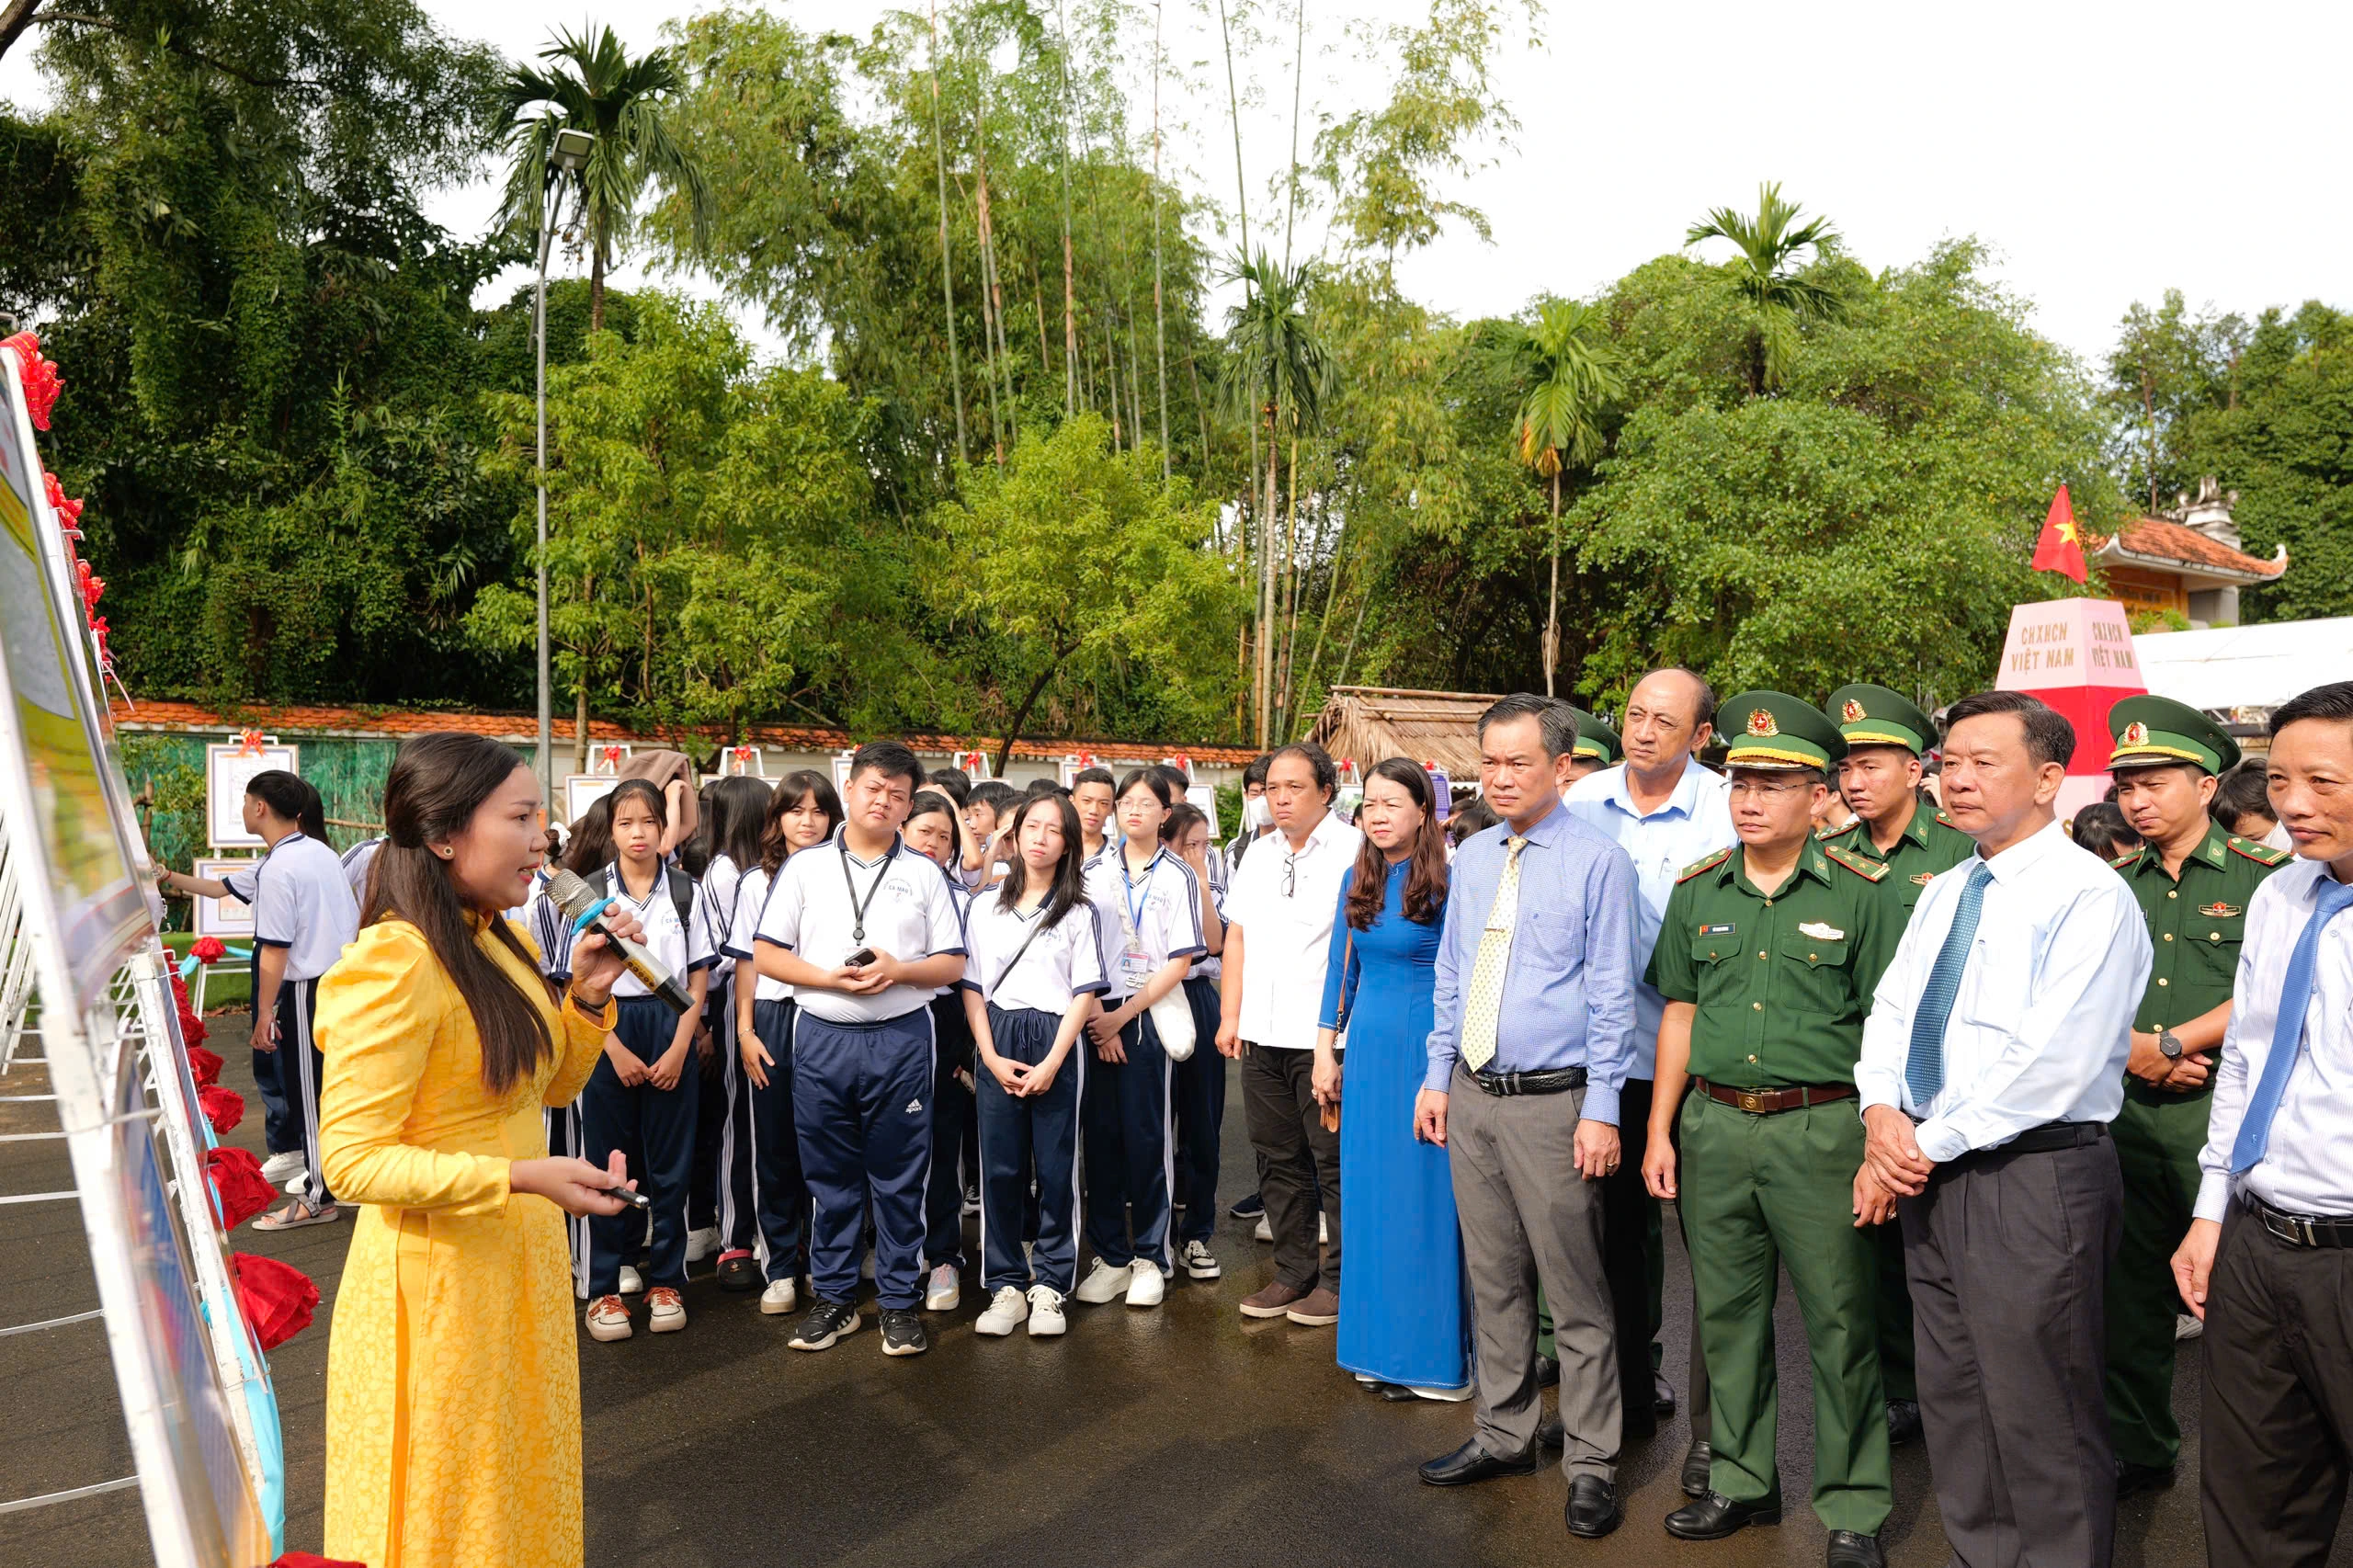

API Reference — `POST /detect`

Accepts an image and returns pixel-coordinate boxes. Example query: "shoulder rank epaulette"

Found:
[2109,846,2145,869]
[1935,808,1957,827]
[2228,835,2290,867]
[1824,845,1891,882]
[1677,846,1734,883]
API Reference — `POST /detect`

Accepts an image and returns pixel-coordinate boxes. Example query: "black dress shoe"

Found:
[1537,1413,1565,1449]
[1665,1490,1784,1540]
[1885,1398,1923,1449]
[1419,1438,1542,1487]
[2116,1459,2177,1496]
[1825,1530,1886,1568]
[1377,1381,1420,1403]
[1679,1438,1713,1498]
[1653,1369,1677,1418]
[1564,1475,1621,1539]
[1536,1352,1561,1388]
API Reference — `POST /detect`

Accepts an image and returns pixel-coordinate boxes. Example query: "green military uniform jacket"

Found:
[1647,841,1903,1088]
[2111,821,2289,1095]
[1823,798,1976,912]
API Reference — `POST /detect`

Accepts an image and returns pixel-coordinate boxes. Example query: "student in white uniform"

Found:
[517,855,599,1300]
[729,770,842,1317]
[963,790,1108,1337]
[694,775,773,1294]
[1162,800,1230,1279]
[752,742,966,1358]
[1073,767,1206,1308]
[244,770,361,1230]
[904,790,977,1312]
[340,835,386,909]
[580,779,714,1344]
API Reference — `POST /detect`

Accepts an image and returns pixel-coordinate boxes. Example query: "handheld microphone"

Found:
[541,868,696,1015]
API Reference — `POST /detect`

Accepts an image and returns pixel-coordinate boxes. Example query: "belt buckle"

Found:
[2301,1215,2319,1246]
[1737,1088,1764,1114]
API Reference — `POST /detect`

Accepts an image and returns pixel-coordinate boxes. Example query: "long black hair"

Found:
[1345,757,1449,930]
[761,769,844,876]
[696,775,771,876]
[368,734,553,1095]
[562,794,614,874]
[995,791,1086,930]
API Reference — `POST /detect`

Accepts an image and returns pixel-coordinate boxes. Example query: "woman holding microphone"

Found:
[314,733,649,1568]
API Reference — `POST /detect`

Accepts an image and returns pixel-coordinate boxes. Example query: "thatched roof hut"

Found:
[1307,686,1500,780]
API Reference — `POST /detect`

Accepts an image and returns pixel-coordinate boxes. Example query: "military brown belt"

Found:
[1694,1078,1857,1115]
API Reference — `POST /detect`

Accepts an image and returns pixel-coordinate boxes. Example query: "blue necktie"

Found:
[2230,876,2353,1175]
[1907,860,1994,1109]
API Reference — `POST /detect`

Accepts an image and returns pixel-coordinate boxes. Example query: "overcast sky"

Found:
[6,0,2345,374]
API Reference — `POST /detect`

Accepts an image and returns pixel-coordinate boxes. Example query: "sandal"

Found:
[250,1199,341,1232]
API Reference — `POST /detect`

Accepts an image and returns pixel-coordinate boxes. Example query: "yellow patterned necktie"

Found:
[1460,834,1528,1072]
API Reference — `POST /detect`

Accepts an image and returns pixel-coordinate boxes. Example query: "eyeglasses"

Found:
[1727,778,1811,799]
[1281,851,1298,898]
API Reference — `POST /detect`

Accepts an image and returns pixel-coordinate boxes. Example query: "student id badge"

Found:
[1118,860,1159,990]
[1120,942,1156,991]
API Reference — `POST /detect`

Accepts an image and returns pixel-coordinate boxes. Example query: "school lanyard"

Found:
[838,836,899,945]
[1120,851,1160,940]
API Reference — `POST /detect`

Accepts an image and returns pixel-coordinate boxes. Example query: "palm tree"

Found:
[1220,250,1333,746]
[1506,299,1620,695]
[1686,181,1842,395]
[493,24,711,336]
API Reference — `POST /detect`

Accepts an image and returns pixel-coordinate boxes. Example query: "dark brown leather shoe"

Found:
[1284,1286,1339,1326]
[1238,1280,1307,1319]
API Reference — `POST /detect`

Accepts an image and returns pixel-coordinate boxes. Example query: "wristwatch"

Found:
[2158,1029,2184,1061]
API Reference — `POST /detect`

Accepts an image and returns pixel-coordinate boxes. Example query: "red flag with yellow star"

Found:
[2031,484,2087,583]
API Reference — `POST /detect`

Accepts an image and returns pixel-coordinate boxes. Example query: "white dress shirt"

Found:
[1222,810,1363,1049]
[2196,858,2353,1221]
[1856,818,2152,1164]
[1566,756,1736,1078]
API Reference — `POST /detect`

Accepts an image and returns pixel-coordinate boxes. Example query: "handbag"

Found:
[1149,985,1197,1062]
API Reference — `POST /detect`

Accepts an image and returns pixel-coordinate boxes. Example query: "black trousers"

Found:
[1241,1045,1340,1292]
[2201,1201,2353,1568]
[1598,1077,1707,1442]
[1901,1135,2121,1568]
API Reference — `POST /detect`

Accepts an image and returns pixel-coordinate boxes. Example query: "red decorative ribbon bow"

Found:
[229,1251,320,1350]
[233,729,268,757]
[2,330,62,429]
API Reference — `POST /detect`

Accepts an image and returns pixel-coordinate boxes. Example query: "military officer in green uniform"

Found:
[2099,694,2288,1495]
[1819,682,1975,1448]
[1643,692,1902,1568]
[1567,708,1623,782]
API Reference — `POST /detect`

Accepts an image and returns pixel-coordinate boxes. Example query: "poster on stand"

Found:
[563,773,620,824]
[203,741,298,851]
[189,858,259,939]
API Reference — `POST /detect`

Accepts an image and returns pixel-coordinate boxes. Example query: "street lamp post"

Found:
[536,125,596,814]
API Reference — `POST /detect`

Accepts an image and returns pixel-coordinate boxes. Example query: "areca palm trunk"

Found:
[1543,471,1561,695]
[927,0,966,461]
[1150,0,1170,479]
[1256,400,1279,746]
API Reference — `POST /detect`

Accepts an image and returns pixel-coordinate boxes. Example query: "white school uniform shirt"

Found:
[252,833,361,983]
[219,860,261,905]
[754,827,967,1026]
[1855,818,2152,1164]
[2195,858,2353,1222]
[1082,841,1208,1003]
[523,875,579,982]
[339,835,385,910]
[601,860,715,1000]
[1221,811,1362,1049]
[725,865,790,1004]
[701,852,745,990]
[1191,845,1231,982]
[961,886,1112,1013]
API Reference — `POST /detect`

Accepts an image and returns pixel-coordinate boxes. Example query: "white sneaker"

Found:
[1178,1239,1222,1279]
[975,1285,1029,1336]
[585,1295,632,1342]
[1319,1212,1329,1244]
[1027,1286,1067,1336]
[926,1263,961,1312]
[759,1278,798,1316]
[860,1249,876,1281]
[1073,1258,1132,1304]
[646,1286,687,1333]
[258,1151,302,1186]
[1125,1260,1166,1308]
[1254,1215,1273,1243]
[961,1187,981,1217]
[619,1265,644,1295]
[685,1227,719,1265]
[2176,1312,2204,1341]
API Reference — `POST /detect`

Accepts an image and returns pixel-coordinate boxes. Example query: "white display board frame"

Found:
[189,857,259,938]
[202,742,298,851]
[563,772,620,824]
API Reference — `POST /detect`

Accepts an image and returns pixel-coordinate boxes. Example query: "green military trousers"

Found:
[2102,1085,2211,1470]
[1680,1093,1892,1534]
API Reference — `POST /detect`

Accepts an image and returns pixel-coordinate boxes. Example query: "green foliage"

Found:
[1686,182,1847,395]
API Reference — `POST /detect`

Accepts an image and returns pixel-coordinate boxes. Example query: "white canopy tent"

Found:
[2132,617,2353,717]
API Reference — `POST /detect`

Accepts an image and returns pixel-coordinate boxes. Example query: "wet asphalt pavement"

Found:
[6,1023,2345,1567]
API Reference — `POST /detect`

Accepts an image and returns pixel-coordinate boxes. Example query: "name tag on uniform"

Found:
[1699,923,1735,937]
[1910,872,1934,886]
[1120,945,1156,989]
[1799,921,1846,941]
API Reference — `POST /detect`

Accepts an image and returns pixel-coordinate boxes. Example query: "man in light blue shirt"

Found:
[1414,694,1639,1540]
[1564,666,1733,1460]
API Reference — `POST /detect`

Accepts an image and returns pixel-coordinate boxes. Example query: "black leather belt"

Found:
[2246,1195,2353,1249]
[1939,1119,2108,1169]
[1467,1063,1587,1097]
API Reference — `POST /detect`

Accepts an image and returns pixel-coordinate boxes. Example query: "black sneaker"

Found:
[788,1299,861,1351]
[880,1307,929,1357]
[1230,1192,1266,1219]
